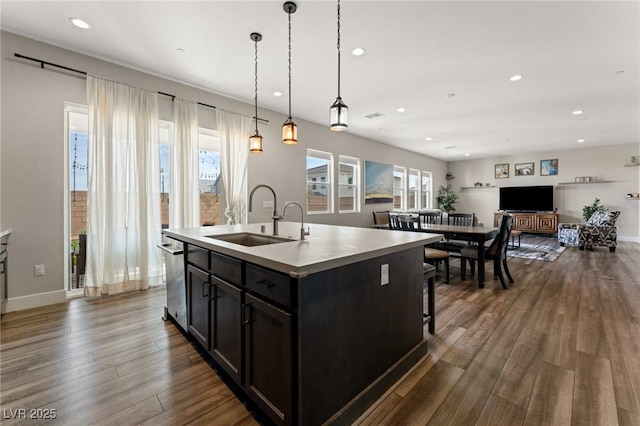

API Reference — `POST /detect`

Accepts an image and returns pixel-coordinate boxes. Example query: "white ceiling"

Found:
[2,1,639,161]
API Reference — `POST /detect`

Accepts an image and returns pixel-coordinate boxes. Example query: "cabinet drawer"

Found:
[186,244,209,270]
[245,263,292,308]
[210,251,242,285]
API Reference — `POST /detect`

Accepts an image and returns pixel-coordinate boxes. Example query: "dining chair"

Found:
[434,212,476,255]
[387,213,403,230]
[423,263,436,333]
[397,214,419,231]
[372,210,390,227]
[460,215,514,289]
[418,211,443,228]
[397,215,450,284]
[447,213,475,226]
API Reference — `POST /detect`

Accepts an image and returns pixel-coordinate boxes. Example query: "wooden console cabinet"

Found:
[494,212,558,234]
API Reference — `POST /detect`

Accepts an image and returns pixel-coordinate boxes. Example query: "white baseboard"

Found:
[3,289,67,313]
[618,236,640,243]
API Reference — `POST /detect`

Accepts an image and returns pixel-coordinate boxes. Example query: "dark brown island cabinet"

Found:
[164,223,440,425]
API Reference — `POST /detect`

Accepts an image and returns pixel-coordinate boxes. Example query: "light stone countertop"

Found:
[163,222,443,278]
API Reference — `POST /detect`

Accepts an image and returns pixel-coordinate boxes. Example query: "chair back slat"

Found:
[448,213,475,226]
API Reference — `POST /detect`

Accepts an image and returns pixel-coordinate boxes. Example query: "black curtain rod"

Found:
[14,52,269,123]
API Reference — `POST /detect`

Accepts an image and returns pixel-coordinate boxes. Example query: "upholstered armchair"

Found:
[558,210,620,252]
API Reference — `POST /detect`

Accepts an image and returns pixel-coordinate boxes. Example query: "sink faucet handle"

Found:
[300,226,310,240]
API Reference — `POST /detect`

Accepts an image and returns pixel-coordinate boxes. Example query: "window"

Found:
[199,128,222,225]
[393,166,406,209]
[159,121,172,228]
[421,171,432,209]
[66,105,89,292]
[338,155,360,213]
[408,169,419,209]
[307,149,333,214]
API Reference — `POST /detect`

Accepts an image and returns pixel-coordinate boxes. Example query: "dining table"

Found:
[416,223,498,288]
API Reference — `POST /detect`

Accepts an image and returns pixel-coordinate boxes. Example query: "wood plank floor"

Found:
[1,236,638,425]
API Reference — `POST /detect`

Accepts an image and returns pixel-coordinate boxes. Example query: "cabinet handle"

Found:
[202,280,209,298]
[256,279,275,289]
[243,303,251,325]
[209,285,217,301]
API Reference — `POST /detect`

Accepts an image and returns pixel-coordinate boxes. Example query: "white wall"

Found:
[0,32,446,310]
[448,143,640,240]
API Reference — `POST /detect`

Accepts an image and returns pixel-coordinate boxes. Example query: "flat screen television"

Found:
[499,185,554,212]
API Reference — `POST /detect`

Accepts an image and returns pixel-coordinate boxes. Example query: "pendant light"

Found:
[282,1,298,145]
[330,0,348,131]
[249,32,263,153]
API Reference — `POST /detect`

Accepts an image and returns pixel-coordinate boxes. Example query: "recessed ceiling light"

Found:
[445,93,456,99]
[273,91,282,97]
[425,137,432,141]
[572,110,584,115]
[176,48,186,53]
[351,47,365,56]
[397,107,406,113]
[464,153,470,157]
[577,139,585,143]
[69,17,90,29]
[509,74,523,82]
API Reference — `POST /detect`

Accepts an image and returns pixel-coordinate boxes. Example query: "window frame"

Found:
[408,168,420,210]
[306,149,334,215]
[338,155,360,214]
[421,171,433,209]
[393,166,407,210]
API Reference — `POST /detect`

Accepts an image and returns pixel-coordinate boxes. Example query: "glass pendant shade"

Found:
[330,96,348,131]
[282,117,298,145]
[249,130,263,153]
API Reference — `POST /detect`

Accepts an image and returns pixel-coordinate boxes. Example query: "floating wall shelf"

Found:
[558,181,614,185]
[624,164,640,167]
[460,186,496,189]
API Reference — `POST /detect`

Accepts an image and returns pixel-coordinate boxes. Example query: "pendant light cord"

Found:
[337,0,341,98]
[254,36,259,132]
[288,10,293,118]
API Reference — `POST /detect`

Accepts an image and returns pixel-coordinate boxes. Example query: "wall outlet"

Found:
[34,264,45,276]
[263,200,274,209]
[381,264,389,285]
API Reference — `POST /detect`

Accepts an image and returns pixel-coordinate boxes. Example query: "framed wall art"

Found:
[495,163,509,179]
[364,161,393,204]
[540,159,558,176]
[514,162,534,176]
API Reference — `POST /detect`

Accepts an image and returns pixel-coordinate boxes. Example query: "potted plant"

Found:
[582,197,603,221]
[436,184,458,213]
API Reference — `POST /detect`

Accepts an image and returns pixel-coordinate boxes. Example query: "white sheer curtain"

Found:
[217,110,252,224]
[170,99,200,228]
[85,75,163,296]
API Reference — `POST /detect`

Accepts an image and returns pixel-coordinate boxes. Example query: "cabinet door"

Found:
[187,264,210,349]
[514,214,535,232]
[536,214,558,233]
[244,293,293,425]
[210,276,242,383]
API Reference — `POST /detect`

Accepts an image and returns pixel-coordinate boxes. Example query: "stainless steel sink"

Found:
[205,232,294,247]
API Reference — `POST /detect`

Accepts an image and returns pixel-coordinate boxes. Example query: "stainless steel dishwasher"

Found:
[158,236,187,331]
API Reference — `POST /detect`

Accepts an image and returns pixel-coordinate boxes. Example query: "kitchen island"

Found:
[163,222,441,425]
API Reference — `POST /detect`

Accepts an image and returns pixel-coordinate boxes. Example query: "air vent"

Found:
[365,112,385,119]
[444,145,457,149]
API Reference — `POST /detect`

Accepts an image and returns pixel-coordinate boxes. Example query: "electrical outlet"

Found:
[381,264,389,285]
[34,264,45,276]
[263,200,274,209]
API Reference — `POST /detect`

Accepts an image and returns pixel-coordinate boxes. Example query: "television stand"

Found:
[494,211,558,234]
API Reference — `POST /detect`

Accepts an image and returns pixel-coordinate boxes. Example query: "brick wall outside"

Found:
[71,191,222,239]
